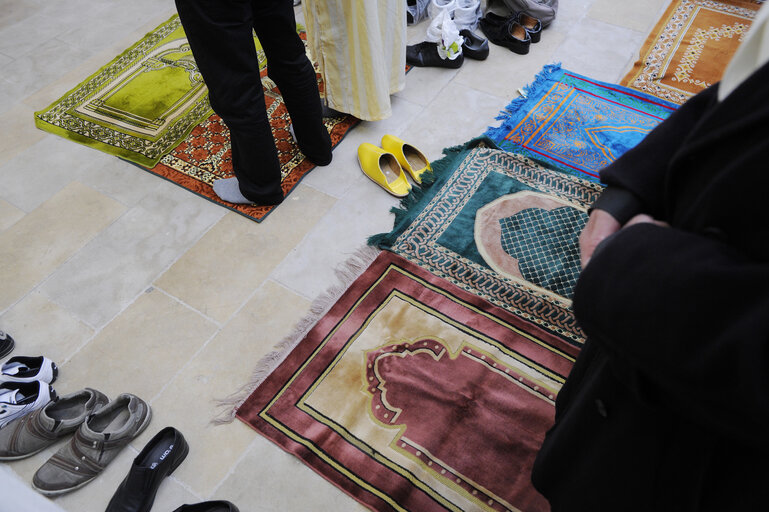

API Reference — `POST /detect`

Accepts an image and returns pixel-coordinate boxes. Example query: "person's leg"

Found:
[175,0,284,204]
[251,0,332,165]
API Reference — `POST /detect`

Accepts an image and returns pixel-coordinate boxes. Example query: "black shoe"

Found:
[459,29,489,60]
[105,427,189,512]
[479,17,531,55]
[406,41,464,69]
[0,331,14,359]
[516,12,542,43]
[172,502,239,512]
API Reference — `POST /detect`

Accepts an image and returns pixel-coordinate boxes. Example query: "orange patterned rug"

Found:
[148,70,357,222]
[621,0,762,104]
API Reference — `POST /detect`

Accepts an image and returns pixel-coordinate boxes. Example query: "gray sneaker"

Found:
[32,393,151,496]
[0,388,108,461]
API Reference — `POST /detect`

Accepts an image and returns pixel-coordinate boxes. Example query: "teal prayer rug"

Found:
[370,138,604,346]
[484,64,678,182]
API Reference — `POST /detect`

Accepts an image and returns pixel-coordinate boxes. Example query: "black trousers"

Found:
[175,0,330,203]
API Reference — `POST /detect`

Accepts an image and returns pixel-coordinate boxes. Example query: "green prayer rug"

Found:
[370,138,604,346]
[34,14,264,168]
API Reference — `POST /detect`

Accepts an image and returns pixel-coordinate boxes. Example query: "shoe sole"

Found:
[32,404,153,497]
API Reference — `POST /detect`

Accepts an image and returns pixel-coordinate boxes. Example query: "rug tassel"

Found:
[212,245,381,425]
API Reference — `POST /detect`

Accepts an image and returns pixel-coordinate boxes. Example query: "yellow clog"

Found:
[357,143,412,197]
[381,134,431,185]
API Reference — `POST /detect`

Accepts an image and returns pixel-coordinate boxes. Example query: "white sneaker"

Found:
[0,356,58,385]
[0,381,55,429]
[427,0,457,19]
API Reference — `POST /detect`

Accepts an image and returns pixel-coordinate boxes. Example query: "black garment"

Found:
[175,0,331,204]
[532,62,769,510]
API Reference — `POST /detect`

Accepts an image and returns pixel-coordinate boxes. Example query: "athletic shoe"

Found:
[0,356,58,385]
[0,331,14,359]
[0,381,56,429]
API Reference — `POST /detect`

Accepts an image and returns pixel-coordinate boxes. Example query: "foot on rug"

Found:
[212,178,253,204]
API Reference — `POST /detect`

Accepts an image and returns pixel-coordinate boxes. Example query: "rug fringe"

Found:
[212,245,381,425]
[485,63,561,137]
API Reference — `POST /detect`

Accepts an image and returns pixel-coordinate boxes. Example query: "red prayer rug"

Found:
[148,68,358,222]
[237,251,579,512]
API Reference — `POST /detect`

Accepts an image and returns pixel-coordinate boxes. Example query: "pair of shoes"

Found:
[459,29,489,60]
[32,393,151,496]
[479,12,532,55]
[0,331,14,359]
[172,501,239,512]
[0,355,59,429]
[0,388,107,460]
[357,136,431,197]
[407,41,464,68]
[106,427,189,512]
[480,11,541,44]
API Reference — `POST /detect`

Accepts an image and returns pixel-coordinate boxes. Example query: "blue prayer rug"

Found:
[484,64,677,182]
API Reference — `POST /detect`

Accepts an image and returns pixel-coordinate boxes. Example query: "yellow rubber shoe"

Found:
[357,143,412,197]
[381,134,431,185]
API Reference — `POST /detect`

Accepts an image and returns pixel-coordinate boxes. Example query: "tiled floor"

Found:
[0,1,669,510]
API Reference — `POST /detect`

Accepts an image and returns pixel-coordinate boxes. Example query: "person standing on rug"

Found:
[531,4,769,511]
[175,0,332,205]
[302,0,406,121]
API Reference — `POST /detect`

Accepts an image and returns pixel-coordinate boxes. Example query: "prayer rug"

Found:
[621,0,762,104]
[484,65,677,182]
[237,251,580,512]
[34,15,359,222]
[370,139,603,346]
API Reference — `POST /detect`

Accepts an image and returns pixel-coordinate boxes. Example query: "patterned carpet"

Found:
[34,15,359,222]
[484,65,677,182]
[621,0,762,104]
[237,251,579,512]
[370,138,603,346]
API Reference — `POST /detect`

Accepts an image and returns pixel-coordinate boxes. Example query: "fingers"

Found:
[579,209,621,268]
[625,213,670,228]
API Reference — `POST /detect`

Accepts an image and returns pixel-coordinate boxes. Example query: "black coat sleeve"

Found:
[597,84,719,220]
[573,223,769,446]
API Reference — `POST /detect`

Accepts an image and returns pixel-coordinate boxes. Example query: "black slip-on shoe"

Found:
[0,331,14,360]
[459,29,489,60]
[406,41,464,69]
[479,18,531,55]
[105,427,189,512]
[172,502,240,512]
[516,11,542,43]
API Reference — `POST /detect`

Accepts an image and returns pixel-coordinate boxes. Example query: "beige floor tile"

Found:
[0,198,23,231]
[398,81,507,160]
[214,435,366,512]
[300,95,425,199]
[0,291,94,363]
[2,464,64,512]
[155,185,335,324]
[0,0,46,29]
[589,0,670,34]
[394,65,462,107]
[0,182,125,313]
[131,280,312,497]
[57,288,217,400]
[0,104,47,168]
[38,183,225,329]
[551,18,646,83]
[454,29,567,101]
[271,179,394,300]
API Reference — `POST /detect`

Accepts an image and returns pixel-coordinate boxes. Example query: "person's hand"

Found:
[579,209,621,268]
[624,213,670,229]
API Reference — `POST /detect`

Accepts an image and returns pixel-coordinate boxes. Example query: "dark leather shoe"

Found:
[105,427,189,512]
[406,41,464,69]
[516,12,542,43]
[479,17,531,55]
[172,501,239,512]
[459,29,489,60]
